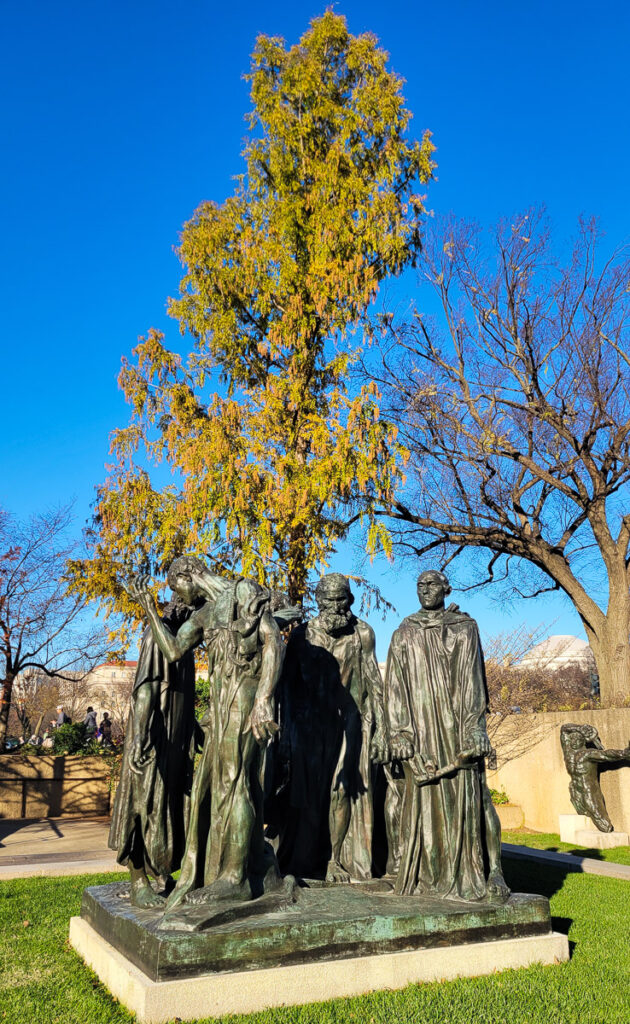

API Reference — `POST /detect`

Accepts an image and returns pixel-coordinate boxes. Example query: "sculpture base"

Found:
[69,914,568,1023]
[74,880,557,989]
[574,829,629,849]
[559,814,629,848]
[559,813,591,843]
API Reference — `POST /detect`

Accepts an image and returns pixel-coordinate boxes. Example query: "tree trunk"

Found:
[585,584,630,707]
[0,672,15,753]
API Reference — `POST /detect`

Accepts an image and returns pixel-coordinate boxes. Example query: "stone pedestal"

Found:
[559,813,591,844]
[68,880,569,1022]
[69,916,569,1024]
[560,813,629,848]
[574,829,629,849]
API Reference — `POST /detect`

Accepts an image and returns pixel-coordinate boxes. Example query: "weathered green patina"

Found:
[81,880,551,982]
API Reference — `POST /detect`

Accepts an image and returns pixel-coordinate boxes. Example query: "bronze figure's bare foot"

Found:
[185,878,252,905]
[130,878,166,909]
[326,859,351,884]
[486,869,511,901]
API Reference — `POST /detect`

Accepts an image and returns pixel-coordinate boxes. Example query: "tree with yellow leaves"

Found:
[71,12,434,626]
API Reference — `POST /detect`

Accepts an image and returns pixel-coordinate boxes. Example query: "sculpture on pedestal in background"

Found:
[273,573,385,881]
[383,569,508,902]
[560,722,630,832]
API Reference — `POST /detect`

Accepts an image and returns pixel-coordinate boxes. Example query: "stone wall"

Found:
[487,708,630,835]
[0,755,111,819]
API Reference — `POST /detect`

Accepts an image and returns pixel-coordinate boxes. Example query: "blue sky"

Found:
[3,1,630,659]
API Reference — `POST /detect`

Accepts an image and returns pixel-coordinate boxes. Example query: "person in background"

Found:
[52,705,69,728]
[83,706,98,738]
[99,712,113,747]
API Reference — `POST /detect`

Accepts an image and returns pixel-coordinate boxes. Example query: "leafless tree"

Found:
[375,209,630,706]
[483,626,596,765]
[0,505,113,751]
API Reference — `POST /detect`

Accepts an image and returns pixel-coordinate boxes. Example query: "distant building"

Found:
[78,661,137,733]
[518,635,595,672]
[86,660,137,690]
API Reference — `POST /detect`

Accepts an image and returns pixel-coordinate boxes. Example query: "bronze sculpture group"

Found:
[110,561,510,916]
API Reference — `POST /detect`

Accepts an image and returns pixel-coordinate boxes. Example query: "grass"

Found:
[0,861,629,1024]
[503,828,630,866]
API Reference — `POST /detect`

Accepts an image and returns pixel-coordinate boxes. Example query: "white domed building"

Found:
[518,635,596,672]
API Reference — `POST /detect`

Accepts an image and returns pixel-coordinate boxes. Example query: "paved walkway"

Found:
[1,819,629,883]
[0,817,125,879]
[502,842,630,881]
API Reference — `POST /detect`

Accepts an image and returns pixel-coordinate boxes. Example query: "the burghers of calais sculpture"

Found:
[560,722,630,832]
[274,573,386,882]
[125,556,300,910]
[109,565,199,908]
[383,569,508,902]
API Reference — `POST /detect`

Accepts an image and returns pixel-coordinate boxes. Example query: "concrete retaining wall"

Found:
[0,755,111,818]
[487,708,630,835]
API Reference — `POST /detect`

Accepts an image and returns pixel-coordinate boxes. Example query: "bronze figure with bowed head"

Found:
[125,556,299,909]
[383,569,508,902]
[109,557,201,908]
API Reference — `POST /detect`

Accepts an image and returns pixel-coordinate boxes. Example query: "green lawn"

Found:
[0,861,629,1024]
[503,829,630,866]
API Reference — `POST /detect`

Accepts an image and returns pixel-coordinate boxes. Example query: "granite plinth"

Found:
[69,915,569,1023]
[79,879,553,983]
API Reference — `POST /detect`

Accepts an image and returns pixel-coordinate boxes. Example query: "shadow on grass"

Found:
[503,857,576,903]
[540,844,605,860]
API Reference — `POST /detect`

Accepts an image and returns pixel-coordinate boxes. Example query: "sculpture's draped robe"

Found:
[109,606,196,878]
[276,620,373,880]
[385,610,489,901]
[169,580,275,905]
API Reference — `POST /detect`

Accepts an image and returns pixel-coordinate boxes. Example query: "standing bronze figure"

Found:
[275,573,385,881]
[384,570,508,902]
[560,722,630,832]
[109,561,199,908]
[125,557,296,909]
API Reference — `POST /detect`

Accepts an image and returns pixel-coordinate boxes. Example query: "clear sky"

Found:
[2,1,630,659]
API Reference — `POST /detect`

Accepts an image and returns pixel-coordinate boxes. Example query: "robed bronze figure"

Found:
[274,573,385,881]
[109,568,198,908]
[383,570,508,901]
[119,555,299,909]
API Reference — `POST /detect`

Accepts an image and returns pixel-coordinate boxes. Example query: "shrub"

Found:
[489,787,510,805]
[52,722,87,754]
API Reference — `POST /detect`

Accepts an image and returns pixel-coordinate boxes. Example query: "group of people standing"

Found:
[110,556,508,912]
[50,705,113,745]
